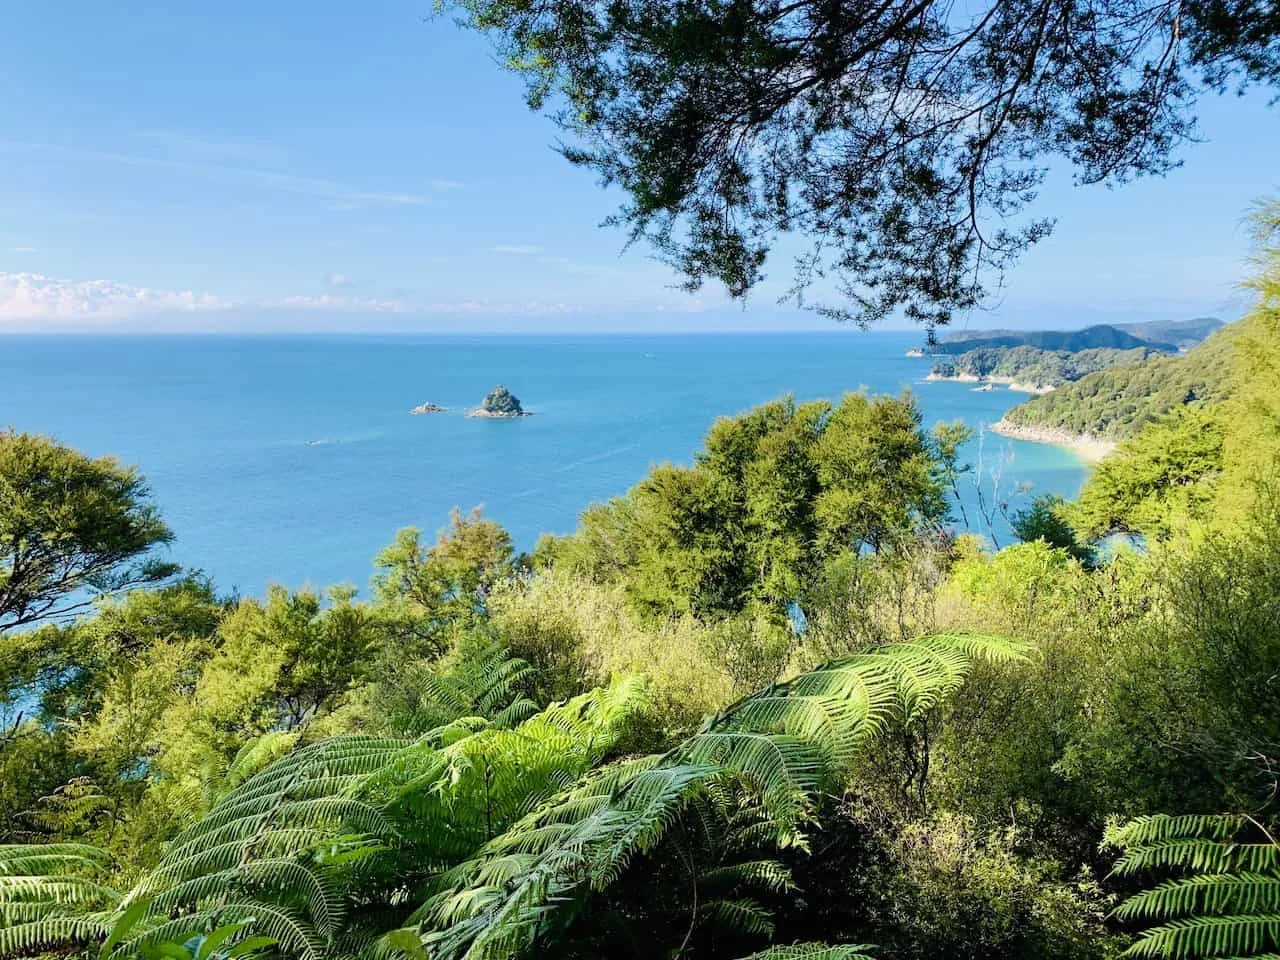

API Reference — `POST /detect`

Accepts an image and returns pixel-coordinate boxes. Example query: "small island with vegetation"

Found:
[468,384,530,418]
[409,401,447,415]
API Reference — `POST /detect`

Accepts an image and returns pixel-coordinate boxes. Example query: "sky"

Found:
[1,1,1278,334]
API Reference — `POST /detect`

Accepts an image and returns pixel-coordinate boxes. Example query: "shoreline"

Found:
[991,419,1116,462]
[467,409,532,418]
[924,372,1055,395]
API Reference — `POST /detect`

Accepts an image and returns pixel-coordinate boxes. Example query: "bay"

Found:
[0,330,1088,596]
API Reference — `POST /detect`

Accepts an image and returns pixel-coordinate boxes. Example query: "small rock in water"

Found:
[469,385,529,418]
[410,401,447,415]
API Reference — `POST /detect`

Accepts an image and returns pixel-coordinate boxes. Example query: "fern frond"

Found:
[734,944,877,960]
[698,897,776,938]
[698,859,793,896]
[1112,839,1280,877]
[412,634,1017,960]
[1107,815,1248,847]
[0,843,113,876]
[0,875,120,906]
[1110,812,1280,959]
[0,842,120,958]
[1116,873,1280,921]
[0,915,112,956]
[1121,914,1280,958]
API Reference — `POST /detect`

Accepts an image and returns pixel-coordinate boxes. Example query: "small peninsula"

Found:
[925,345,1162,392]
[913,319,1225,394]
[910,317,1232,458]
[410,401,447,415]
[469,385,530,418]
[999,319,1239,445]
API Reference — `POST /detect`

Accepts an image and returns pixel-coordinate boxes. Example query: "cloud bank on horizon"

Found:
[0,266,1250,336]
[0,271,411,323]
[0,272,709,328]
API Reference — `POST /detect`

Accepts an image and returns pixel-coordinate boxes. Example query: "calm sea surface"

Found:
[0,332,1088,596]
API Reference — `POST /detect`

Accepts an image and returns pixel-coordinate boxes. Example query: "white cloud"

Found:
[11,246,37,253]
[491,244,542,255]
[274,294,407,312]
[326,272,354,288]
[0,139,452,208]
[133,130,289,167]
[0,272,409,323]
[0,272,227,321]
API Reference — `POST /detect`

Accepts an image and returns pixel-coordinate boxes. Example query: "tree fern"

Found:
[1107,813,1280,958]
[0,843,119,956]
[101,678,646,960]
[412,633,1026,960]
[733,945,877,960]
[101,735,409,959]
[385,645,537,735]
[0,633,1021,960]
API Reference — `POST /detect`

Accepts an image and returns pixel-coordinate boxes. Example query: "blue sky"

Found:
[1,0,1277,333]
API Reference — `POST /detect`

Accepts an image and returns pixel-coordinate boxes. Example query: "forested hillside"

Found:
[1,207,1278,960]
[929,345,1163,390]
[1000,321,1242,440]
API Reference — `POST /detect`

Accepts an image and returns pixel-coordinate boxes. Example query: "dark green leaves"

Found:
[0,430,174,632]
[444,0,1277,327]
[1107,813,1280,959]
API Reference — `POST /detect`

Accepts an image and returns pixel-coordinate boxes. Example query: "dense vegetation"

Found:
[476,386,525,417]
[1000,321,1244,440]
[929,345,1163,391]
[2,207,1280,960]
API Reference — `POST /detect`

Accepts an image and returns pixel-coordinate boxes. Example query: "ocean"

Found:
[0,331,1088,596]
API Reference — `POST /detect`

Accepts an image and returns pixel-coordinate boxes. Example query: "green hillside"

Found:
[930,345,1162,390]
[1001,320,1242,439]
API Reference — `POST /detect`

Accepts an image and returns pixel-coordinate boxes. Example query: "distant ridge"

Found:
[1111,316,1224,351]
[934,323,1177,355]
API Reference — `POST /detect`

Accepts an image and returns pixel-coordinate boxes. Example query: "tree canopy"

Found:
[0,432,175,633]
[539,391,947,620]
[446,0,1280,328]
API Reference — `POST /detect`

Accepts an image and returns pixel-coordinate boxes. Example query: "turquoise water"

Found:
[0,332,1088,596]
